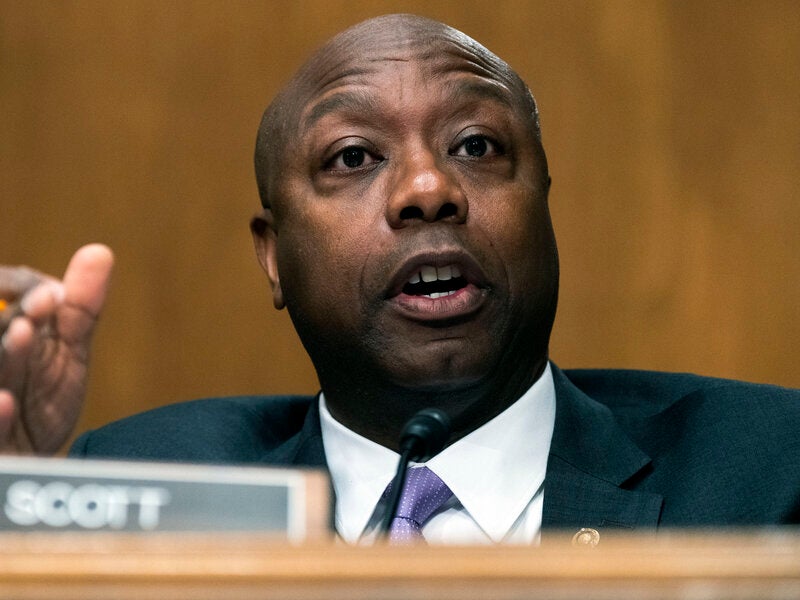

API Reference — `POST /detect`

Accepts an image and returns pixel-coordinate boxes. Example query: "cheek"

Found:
[472,182,547,252]
[473,184,556,295]
[275,208,377,328]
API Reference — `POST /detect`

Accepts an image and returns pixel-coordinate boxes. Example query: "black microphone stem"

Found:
[379,446,413,538]
[377,408,451,541]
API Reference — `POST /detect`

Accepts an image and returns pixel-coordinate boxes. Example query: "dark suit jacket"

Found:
[70,365,800,537]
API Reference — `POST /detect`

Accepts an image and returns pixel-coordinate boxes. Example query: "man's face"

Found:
[255,31,558,413]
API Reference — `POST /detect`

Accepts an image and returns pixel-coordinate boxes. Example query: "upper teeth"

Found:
[409,264,461,284]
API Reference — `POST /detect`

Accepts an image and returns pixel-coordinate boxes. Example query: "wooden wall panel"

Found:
[1,1,797,442]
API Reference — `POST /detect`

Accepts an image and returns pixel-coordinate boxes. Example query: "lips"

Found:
[385,251,489,321]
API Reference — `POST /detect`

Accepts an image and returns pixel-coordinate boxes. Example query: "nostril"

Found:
[435,203,458,220]
[398,203,460,222]
[399,206,425,220]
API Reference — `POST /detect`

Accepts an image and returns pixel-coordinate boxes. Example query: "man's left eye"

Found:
[452,135,501,158]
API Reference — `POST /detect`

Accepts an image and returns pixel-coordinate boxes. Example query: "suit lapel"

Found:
[542,365,663,540]
[260,394,328,469]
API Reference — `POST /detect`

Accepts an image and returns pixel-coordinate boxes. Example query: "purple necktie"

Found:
[385,466,453,544]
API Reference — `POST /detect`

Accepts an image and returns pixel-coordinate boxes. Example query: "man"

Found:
[1,15,798,544]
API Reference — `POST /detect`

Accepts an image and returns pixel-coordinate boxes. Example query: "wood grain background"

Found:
[1,1,797,443]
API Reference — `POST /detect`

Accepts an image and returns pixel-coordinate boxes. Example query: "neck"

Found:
[320,357,548,451]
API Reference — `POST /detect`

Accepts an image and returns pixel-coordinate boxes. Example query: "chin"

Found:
[384,357,491,394]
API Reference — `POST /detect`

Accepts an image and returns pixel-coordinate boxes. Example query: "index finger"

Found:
[0,266,43,303]
[0,263,64,338]
[0,300,24,333]
[0,267,51,337]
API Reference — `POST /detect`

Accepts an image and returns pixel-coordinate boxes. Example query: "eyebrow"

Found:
[441,77,516,111]
[301,77,516,132]
[302,89,383,131]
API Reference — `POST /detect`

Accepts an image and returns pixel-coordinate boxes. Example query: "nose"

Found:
[385,148,468,229]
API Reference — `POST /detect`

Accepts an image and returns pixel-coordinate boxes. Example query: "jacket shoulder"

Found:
[560,368,800,524]
[562,368,800,418]
[70,395,316,464]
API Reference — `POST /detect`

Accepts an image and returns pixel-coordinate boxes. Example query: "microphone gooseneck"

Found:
[379,408,451,539]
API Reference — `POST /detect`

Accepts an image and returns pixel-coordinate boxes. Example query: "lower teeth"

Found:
[424,290,457,299]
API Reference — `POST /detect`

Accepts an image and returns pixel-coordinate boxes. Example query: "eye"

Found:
[451,134,503,158]
[325,145,382,171]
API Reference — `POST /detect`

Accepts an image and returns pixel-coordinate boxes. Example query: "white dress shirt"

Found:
[320,362,556,545]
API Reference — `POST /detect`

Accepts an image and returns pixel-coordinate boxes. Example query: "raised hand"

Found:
[0,244,114,454]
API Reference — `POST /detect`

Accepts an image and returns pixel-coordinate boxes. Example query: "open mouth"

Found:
[401,265,468,299]
[387,254,488,321]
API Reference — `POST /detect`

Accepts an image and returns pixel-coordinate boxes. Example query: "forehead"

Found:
[253,17,540,208]
[294,29,524,131]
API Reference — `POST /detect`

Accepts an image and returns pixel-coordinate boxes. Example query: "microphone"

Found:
[379,408,451,538]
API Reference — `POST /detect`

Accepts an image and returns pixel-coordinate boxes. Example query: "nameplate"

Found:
[0,456,330,541]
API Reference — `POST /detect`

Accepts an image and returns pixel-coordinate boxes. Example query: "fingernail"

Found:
[20,282,64,313]
[1,317,23,352]
[51,282,65,303]
[19,292,34,313]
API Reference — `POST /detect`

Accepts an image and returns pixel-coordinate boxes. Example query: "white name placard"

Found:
[0,457,330,541]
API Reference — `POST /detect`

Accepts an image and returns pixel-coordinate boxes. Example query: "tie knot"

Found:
[385,466,453,543]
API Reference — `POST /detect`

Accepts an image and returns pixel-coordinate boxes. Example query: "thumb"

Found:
[63,244,114,315]
[59,244,114,345]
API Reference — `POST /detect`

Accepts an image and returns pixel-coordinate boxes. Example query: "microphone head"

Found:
[399,408,451,462]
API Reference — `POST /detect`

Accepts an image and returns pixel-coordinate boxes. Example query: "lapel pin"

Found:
[571,527,600,547]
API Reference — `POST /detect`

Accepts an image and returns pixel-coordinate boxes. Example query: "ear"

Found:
[250,209,285,310]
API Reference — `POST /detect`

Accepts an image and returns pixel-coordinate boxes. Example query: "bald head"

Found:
[254,14,542,208]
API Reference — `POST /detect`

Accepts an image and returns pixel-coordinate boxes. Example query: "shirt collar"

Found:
[320,399,398,542]
[320,362,556,543]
